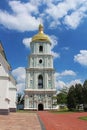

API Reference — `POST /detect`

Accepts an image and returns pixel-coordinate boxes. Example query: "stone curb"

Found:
[37,113,46,130]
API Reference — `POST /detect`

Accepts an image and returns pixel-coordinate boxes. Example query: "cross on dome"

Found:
[39,24,44,33]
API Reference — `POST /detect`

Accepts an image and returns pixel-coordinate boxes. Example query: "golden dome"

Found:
[32,24,50,42]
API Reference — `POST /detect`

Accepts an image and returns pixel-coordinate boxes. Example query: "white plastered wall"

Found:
[9,76,16,109]
[0,78,9,109]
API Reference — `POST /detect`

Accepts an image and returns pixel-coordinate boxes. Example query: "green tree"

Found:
[67,85,76,110]
[83,80,87,111]
[57,92,67,104]
[57,86,68,105]
[75,83,83,105]
[17,93,24,105]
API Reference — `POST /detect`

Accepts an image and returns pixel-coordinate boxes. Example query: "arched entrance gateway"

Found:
[38,103,44,111]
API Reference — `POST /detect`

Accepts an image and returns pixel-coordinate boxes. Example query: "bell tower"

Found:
[24,24,56,110]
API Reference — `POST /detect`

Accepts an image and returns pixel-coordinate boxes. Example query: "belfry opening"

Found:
[38,103,44,111]
[38,75,43,89]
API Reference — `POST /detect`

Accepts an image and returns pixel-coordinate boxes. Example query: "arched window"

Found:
[38,75,43,89]
[39,45,43,52]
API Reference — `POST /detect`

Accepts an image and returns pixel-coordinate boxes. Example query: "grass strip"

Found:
[79,116,87,121]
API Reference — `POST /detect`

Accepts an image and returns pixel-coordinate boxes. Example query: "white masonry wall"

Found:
[0,53,17,114]
[0,78,9,109]
[0,53,10,111]
[0,55,9,77]
[9,75,17,111]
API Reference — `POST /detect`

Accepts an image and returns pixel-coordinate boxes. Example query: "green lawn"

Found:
[79,116,87,121]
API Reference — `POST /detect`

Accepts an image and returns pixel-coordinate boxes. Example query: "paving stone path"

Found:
[38,111,87,130]
[0,111,87,130]
[0,112,41,130]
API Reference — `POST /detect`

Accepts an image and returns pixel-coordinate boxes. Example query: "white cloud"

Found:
[23,38,32,48]
[45,2,67,20]
[55,70,77,90]
[49,35,60,59]
[64,10,86,29]
[55,69,82,91]
[61,70,76,76]
[0,10,41,32]
[45,0,87,29]
[49,21,60,28]
[55,79,82,91]
[67,79,82,87]
[0,1,41,32]
[9,1,39,14]
[55,70,76,79]
[55,80,66,90]
[12,67,26,93]
[49,35,58,49]
[74,50,87,66]
[0,0,87,31]
[16,83,25,94]
[51,51,60,59]
[12,67,25,83]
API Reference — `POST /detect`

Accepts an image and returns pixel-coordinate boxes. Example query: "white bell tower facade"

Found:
[24,24,56,110]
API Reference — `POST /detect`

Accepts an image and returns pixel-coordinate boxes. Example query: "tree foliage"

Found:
[83,80,87,104]
[67,85,76,110]
[67,80,87,111]
[57,80,87,111]
[57,92,67,104]
[17,93,24,105]
[74,83,83,104]
[83,80,87,111]
[57,86,68,104]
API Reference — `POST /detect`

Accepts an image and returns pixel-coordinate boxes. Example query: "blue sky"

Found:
[0,0,87,93]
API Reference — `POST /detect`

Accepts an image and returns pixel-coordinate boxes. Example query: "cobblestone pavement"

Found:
[0,112,41,130]
[38,111,87,130]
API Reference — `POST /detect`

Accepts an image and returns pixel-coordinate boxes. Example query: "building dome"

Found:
[32,24,50,42]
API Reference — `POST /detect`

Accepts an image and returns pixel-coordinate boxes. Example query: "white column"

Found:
[35,57,38,68]
[52,72,54,89]
[24,95,29,109]
[34,44,35,54]
[28,73,30,88]
[51,57,53,68]
[34,72,36,89]
[25,72,27,89]
[44,72,48,89]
